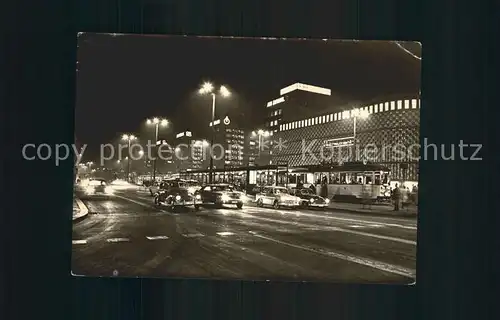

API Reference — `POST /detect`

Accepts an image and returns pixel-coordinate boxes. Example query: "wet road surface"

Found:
[72,188,417,283]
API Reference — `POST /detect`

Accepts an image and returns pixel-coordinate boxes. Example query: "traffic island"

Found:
[73,197,89,222]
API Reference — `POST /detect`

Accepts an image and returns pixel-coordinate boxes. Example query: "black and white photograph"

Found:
[70,34,421,282]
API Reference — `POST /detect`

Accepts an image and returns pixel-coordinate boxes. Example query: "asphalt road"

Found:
[72,188,417,283]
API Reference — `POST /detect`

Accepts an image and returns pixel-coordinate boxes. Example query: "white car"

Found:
[255,186,301,209]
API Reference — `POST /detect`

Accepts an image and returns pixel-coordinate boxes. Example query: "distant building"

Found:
[208,115,245,169]
[246,129,273,166]
[174,130,207,172]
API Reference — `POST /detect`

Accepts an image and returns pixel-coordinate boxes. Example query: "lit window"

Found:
[385,102,390,111]
[418,99,421,108]
[315,117,319,124]
[404,99,410,109]
[321,115,325,123]
[411,99,417,109]
[308,119,312,126]
[334,113,338,121]
[343,111,350,119]
[292,122,296,129]
[369,105,373,113]
[329,114,333,121]
[374,104,378,113]
[397,100,402,109]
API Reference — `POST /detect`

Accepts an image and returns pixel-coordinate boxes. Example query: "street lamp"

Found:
[145,117,169,182]
[121,134,136,181]
[351,108,369,161]
[252,129,271,153]
[199,81,231,183]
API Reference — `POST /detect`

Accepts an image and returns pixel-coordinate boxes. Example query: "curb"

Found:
[73,197,89,222]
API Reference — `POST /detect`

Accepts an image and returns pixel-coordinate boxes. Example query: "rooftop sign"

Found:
[279,83,331,96]
[266,96,285,107]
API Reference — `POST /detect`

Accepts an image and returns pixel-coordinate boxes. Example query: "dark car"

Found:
[289,188,330,208]
[154,185,201,211]
[77,178,114,199]
[195,184,244,209]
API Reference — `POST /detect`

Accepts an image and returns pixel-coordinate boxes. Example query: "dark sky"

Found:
[75,34,421,159]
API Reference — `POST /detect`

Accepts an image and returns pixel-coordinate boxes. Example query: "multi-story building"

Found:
[174,131,209,172]
[265,82,336,134]
[272,93,421,182]
[208,115,245,169]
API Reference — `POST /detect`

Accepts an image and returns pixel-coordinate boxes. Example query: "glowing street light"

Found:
[198,81,232,183]
[252,129,271,152]
[122,134,137,181]
[146,117,169,181]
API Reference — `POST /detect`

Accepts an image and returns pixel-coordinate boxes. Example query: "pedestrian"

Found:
[309,183,316,194]
[392,183,401,211]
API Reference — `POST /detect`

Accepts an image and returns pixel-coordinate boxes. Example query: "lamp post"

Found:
[251,129,271,163]
[351,108,369,162]
[121,134,136,181]
[146,117,169,182]
[198,82,231,183]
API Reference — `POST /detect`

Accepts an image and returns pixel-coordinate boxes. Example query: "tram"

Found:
[287,162,392,203]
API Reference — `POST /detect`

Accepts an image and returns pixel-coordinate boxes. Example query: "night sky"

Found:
[75,34,421,160]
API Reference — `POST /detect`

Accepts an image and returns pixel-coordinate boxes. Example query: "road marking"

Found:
[72,240,87,245]
[182,233,204,238]
[106,238,130,243]
[369,224,384,228]
[252,233,415,279]
[349,225,365,228]
[216,232,235,236]
[241,213,417,245]
[246,208,417,230]
[114,194,172,214]
[146,236,169,240]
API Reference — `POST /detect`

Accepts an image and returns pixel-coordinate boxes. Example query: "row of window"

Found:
[268,119,280,127]
[279,99,420,132]
[269,109,283,117]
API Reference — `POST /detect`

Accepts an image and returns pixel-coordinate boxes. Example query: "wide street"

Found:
[72,187,417,283]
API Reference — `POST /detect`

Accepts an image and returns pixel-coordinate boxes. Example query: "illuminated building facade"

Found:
[265,82,335,133]
[209,116,245,169]
[272,95,421,182]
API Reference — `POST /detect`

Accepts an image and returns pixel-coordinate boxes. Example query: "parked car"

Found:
[255,186,301,209]
[289,187,330,208]
[194,184,244,209]
[154,185,201,211]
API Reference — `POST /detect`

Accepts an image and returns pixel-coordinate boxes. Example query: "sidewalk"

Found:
[73,196,89,221]
[327,201,417,217]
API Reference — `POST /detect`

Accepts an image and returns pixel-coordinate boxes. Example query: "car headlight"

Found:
[104,186,113,194]
[325,198,330,203]
[175,195,181,201]
[310,198,314,202]
[195,194,201,199]
[221,194,230,202]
